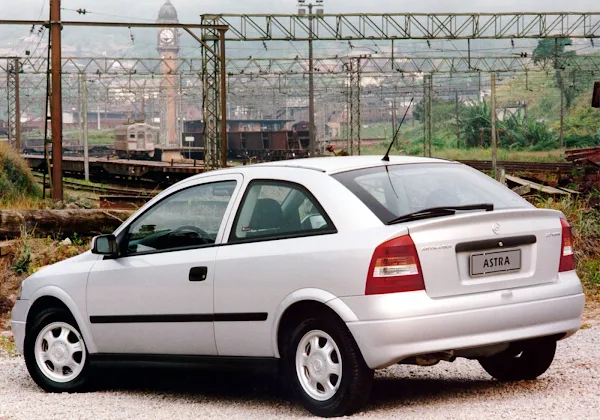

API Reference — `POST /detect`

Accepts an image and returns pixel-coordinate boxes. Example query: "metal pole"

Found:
[392,97,398,150]
[219,29,228,168]
[81,73,89,181]
[308,3,316,156]
[96,100,101,130]
[178,73,184,147]
[428,74,432,157]
[455,90,460,149]
[491,72,498,180]
[559,78,564,149]
[50,0,63,201]
[423,77,427,156]
[14,58,21,151]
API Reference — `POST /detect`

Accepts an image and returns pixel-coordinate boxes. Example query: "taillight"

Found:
[559,218,576,272]
[366,235,425,295]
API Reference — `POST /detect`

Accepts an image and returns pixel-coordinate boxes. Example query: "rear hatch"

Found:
[407,208,562,298]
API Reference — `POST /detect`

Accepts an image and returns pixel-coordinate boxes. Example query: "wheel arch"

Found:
[272,288,359,358]
[25,286,97,354]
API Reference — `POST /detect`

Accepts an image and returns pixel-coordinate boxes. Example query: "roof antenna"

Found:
[382,97,414,162]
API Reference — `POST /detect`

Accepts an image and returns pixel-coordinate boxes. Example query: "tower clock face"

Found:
[160,29,175,45]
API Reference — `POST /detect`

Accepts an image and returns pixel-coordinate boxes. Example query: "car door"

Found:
[213,179,338,357]
[86,174,242,355]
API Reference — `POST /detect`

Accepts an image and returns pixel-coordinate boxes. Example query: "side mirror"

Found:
[91,234,119,257]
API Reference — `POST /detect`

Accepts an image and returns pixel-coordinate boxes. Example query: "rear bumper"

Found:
[343,275,584,369]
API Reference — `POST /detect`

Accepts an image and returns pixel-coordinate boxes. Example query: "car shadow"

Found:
[85,364,548,413]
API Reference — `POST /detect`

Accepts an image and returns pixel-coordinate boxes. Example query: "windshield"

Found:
[332,163,531,224]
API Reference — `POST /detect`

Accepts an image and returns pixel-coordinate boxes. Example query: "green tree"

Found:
[532,38,573,64]
[533,38,578,109]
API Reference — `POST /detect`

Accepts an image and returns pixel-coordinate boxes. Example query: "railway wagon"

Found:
[114,123,159,160]
[182,119,308,161]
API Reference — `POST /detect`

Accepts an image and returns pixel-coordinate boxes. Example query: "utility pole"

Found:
[298,0,323,156]
[491,72,498,180]
[423,74,433,157]
[559,80,565,149]
[423,78,427,156]
[7,58,21,151]
[219,28,228,168]
[455,91,460,149]
[50,0,63,201]
[308,3,315,156]
[392,97,398,150]
[81,73,89,181]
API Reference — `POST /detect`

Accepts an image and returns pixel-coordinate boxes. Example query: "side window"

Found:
[230,181,335,242]
[125,180,237,255]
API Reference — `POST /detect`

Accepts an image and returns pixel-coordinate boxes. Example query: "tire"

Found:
[282,316,374,418]
[24,307,91,392]
[478,339,557,381]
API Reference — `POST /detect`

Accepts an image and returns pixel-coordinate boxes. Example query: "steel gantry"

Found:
[204,13,600,40]
[2,53,600,76]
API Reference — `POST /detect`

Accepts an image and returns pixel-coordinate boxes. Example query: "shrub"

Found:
[0,144,40,206]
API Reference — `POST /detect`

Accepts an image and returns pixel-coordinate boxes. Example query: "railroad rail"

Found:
[458,160,575,173]
[23,154,579,188]
[32,174,158,197]
[23,154,205,185]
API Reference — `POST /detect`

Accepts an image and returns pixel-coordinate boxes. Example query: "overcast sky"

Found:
[2,0,600,21]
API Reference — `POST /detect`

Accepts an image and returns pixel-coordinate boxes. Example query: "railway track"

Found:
[33,173,159,197]
[458,160,575,173]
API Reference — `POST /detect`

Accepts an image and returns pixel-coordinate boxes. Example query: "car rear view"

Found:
[332,162,584,376]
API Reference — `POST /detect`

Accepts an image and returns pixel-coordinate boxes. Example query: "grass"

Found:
[0,335,17,357]
[534,196,600,299]
[360,142,566,162]
[0,144,41,208]
[63,129,114,145]
[0,234,90,330]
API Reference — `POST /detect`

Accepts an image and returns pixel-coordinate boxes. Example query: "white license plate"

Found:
[470,249,521,277]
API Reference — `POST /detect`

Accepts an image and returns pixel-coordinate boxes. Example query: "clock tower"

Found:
[157,0,180,147]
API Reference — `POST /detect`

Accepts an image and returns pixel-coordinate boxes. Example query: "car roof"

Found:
[252,155,454,174]
[185,155,457,184]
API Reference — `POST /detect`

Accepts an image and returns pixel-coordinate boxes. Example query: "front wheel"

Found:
[283,316,373,417]
[478,339,557,381]
[24,308,91,392]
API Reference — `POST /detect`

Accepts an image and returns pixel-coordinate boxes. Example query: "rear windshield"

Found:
[332,163,531,223]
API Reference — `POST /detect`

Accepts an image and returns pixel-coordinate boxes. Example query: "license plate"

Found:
[470,249,521,277]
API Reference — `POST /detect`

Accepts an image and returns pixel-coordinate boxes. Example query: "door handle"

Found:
[189,266,208,282]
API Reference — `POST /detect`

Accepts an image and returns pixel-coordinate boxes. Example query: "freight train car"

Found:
[182,119,311,161]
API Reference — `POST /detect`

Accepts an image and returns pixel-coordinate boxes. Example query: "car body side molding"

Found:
[89,313,269,324]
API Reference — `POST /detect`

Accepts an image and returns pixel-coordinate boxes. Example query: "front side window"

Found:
[230,181,335,242]
[124,181,237,255]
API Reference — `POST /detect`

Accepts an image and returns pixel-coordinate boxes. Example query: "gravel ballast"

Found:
[1,326,599,419]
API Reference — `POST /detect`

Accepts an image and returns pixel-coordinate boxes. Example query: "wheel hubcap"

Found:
[34,322,86,383]
[295,330,342,401]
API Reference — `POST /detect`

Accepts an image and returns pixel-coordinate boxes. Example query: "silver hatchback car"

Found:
[11,156,584,417]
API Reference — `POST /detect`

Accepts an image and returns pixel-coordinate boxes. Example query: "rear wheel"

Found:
[478,339,556,381]
[24,308,91,392]
[283,316,373,417]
